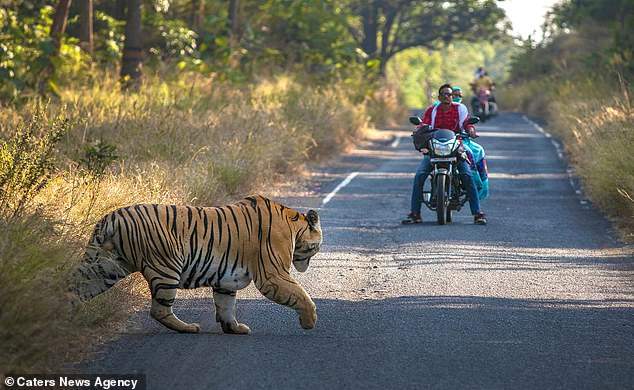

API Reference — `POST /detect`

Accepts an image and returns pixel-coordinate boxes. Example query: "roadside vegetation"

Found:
[499,0,633,241]
[0,0,508,373]
[0,75,370,372]
[388,39,519,108]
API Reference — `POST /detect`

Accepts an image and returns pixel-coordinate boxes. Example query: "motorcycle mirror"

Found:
[409,116,422,126]
[468,116,480,125]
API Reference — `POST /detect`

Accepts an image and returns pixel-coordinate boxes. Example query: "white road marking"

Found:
[522,115,588,205]
[322,172,359,205]
[391,136,401,148]
[477,125,502,130]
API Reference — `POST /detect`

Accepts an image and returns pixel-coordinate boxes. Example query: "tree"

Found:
[38,0,72,92]
[79,0,93,55]
[190,0,205,32]
[227,0,240,65]
[346,0,508,75]
[228,0,240,41]
[120,0,143,86]
[115,0,126,20]
[50,0,73,56]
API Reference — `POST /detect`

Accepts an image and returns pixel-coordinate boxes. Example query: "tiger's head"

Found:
[292,209,322,272]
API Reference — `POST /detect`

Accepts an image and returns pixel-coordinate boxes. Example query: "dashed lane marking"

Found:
[322,172,359,206]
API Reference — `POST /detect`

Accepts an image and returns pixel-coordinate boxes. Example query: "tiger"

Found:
[69,195,322,334]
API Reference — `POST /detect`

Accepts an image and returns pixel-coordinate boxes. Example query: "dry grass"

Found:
[499,77,634,241]
[0,72,378,373]
[365,79,409,128]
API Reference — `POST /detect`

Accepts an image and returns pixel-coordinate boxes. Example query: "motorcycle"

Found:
[410,115,480,225]
[470,89,498,121]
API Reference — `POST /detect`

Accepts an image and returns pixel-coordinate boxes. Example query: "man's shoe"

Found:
[402,212,422,225]
[474,212,487,225]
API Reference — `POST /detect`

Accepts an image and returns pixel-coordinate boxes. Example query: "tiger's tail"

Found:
[68,214,133,305]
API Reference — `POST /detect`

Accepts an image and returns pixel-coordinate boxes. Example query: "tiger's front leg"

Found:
[213,288,251,335]
[256,276,317,329]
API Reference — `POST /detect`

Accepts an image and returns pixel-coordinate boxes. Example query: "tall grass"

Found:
[499,76,634,240]
[0,72,379,373]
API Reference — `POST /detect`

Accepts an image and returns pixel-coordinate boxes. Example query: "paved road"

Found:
[83,112,634,389]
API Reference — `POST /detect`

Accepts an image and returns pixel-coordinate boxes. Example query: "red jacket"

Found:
[420,103,475,134]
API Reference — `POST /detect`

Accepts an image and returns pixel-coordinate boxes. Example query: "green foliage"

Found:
[0,6,54,100]
[0,107,69,219]
[388,39,519,108]
[144,12,203,71]
[0,6,87,100]
[79,140,118,178]
[345,0,510,76]
[93,11,125,66]
[250,0,360,78]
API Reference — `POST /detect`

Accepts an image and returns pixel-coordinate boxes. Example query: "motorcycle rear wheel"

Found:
[436,175,447,225]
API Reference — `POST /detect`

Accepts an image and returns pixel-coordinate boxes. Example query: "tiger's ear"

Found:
[306,210,319,230]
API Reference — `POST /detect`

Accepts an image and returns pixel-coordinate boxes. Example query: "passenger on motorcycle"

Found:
[402,84,487,225]
[451,86,463,103]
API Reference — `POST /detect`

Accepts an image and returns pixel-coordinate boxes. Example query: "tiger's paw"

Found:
[178,322,201,334]
[299,309,317,330]
[221,322,251,335]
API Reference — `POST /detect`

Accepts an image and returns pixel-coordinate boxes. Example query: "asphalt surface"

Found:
[83,112,634,389]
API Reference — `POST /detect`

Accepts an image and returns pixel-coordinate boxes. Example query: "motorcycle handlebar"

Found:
[415,128,478,139]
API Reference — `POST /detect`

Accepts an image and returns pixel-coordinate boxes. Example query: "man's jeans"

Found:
[410,156,481,215]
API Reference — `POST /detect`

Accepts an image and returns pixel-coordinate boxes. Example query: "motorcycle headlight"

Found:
[431,139,457,156]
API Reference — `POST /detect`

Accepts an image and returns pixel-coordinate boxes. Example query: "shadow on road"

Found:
[85,295,634,390]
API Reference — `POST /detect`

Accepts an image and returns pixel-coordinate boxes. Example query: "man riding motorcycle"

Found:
[470,71,496,118]
[433,86,464,105]
[402,84,487,225]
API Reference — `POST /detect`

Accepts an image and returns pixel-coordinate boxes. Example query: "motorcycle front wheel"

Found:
[436,175,447,225]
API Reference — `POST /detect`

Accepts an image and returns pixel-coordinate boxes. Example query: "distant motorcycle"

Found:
[470,89,498,121]
[410,115,480,225]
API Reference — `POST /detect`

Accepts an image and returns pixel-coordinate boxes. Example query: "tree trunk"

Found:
[360,1,378,58]
[79,0,93,56]
[39,0,72,93]
[190,0,204,32]
[228,0,240,67]
[228,0,239,40]
[50,0,72,55]
[120,0,143,87]
[115,0,126,20]
[378,7,396,76]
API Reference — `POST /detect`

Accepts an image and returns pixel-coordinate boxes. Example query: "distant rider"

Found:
[402,84,487,225]
[470,71,495,116]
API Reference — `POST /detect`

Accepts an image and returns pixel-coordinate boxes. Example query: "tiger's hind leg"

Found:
[213,288,251,335]
[149,280,200,334]
[69,252,133,304]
